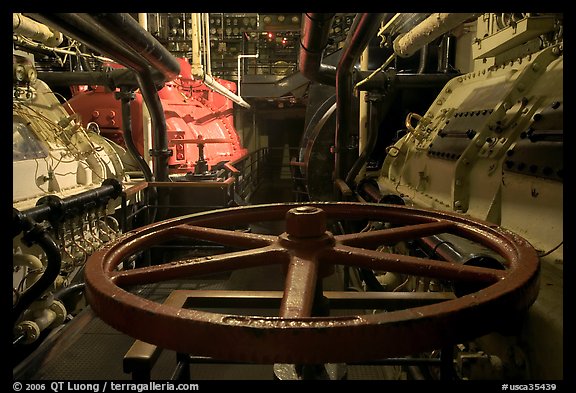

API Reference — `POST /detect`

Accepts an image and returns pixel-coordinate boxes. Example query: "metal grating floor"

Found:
[17,264,409,381]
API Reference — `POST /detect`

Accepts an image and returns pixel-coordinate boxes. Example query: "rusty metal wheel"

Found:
[84,202,539,364]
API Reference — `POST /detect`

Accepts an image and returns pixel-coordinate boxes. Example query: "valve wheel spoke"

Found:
[110,246,287,287]
[279,256,319,318]
[321,245,506,284]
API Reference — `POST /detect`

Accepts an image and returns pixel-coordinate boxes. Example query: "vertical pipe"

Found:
[334,13,384,187]
[136,70,171,182]
[138,13,148,31]
[203,13,212,75]
[298,13,337,85]
[358,46,370,158]
[190,13,203,74]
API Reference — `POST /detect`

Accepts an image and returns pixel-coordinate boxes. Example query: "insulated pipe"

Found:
[138,13,148,31]
[13,254,45,288]
[334,13,385,186]
[393,13,478,58]
[13,13,63,47]
[299,13,337,86]
[190,13,203,74]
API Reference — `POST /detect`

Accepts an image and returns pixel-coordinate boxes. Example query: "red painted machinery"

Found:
[66,58,248,177]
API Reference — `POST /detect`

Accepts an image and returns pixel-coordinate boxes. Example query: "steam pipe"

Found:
[418,44,428,74]
[13,179,122,229]
[12,218,62,327]
[88,13,180,81]
[25,13,153,74]
[190,13,251,108]
[26,13,178,181]
[393,13,478,58]
[299,13,337,86]
[136,70,172,182]
[334,13,385,187]
[345,91,394,186]
[117,89,155,183]
[13,13,63,47]
[438,34,456,73]
[13,35,113,63]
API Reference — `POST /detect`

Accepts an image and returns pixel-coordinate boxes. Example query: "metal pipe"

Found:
[136,70,171,182]
[25,13,152,74]
[12,219,62,327]
[88,13,180,81]
[419,234,505,296]
[237,54,259,97]
[138,13,148,31]
[335,13,385,186]
[393,13,478,58]
[344,94,381,185]
[438,34,456,73]
[418,44,428,74]
[117,89,155,183]
[354,71,455,91]
[13,179,122,230]
[190,13,203,74]
[299,13,337,86]
[36,69,166,89]
[189,13,250,108]
[13,13,63,47]
[202,73,251,108]
[202,13,212,75]
[54,283,85,301]
[27,13,179,182]
[13,35,114,63]
[13,254,45,289]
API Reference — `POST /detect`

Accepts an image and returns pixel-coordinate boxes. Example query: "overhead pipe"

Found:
[88,13,180,81]
[334,13,386,189]
[393,13,478,58]
[26,13,179,182]
[13,13,63,47]
[299,13,337,86]
[36,69,165,90]
[13,35,113,63]
[26,13,157,75]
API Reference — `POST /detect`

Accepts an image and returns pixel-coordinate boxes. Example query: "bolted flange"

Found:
[285,206,327,238]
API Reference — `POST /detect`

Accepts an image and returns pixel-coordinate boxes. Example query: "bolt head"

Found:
[285,206,327,238]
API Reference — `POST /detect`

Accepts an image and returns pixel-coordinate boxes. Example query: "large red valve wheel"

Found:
[84,202,540,364]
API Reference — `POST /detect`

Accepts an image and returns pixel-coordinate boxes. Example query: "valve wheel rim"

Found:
[85,202,540,364]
